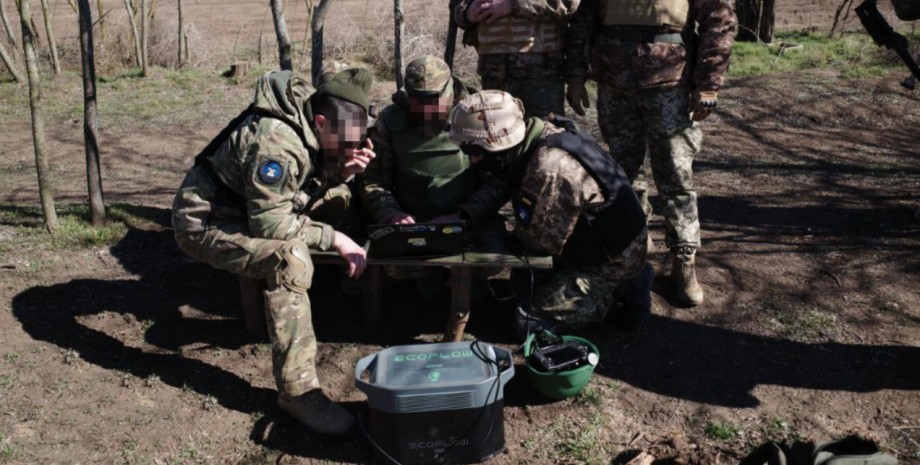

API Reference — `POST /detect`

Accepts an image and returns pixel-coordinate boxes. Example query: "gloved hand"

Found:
[565,80,590,116]
[690,90,718,121]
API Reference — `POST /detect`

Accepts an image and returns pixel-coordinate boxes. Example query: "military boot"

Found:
[278,389,355,436]
[671,246,703,307]
[611,263,654,330]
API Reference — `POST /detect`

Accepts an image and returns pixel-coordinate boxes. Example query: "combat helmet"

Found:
[448,90,525,152]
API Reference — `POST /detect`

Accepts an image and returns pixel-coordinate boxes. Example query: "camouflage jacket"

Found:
[176,71,336,251]
[358,101,508,227]
[453,0,581,43]
[564,0,737,91]
[507,119,604,255]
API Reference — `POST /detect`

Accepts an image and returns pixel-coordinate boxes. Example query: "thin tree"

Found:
[77,0,105,225]
[176,0,185,67]
[1,0,18,46]
[96,0,104,42]
[38,0,60,73]
[445,0,458,67]
[310,0,333,85]
[140,0,148,75]
[0,37,24,81]
[123,0,141,67]
[270,0,292,70]
[19,0,57,231]
[394,0,404,89]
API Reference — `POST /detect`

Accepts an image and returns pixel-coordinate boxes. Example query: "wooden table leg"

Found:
[363,264,383,330]
[443,267,472,342]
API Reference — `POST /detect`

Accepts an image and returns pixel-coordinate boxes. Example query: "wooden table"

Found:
[238,247,553,342]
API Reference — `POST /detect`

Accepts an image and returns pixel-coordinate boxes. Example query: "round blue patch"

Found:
[258,160,284,184]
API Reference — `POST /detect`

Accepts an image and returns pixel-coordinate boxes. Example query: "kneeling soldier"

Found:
[448,90,654,337]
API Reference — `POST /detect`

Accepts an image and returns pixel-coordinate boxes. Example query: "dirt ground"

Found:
[2,2,920,465]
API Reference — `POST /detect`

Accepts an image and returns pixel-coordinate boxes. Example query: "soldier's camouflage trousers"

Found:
[478,52,565,118]
[597,84,702,251]
[172,171,352,397]
[518,228,648,325]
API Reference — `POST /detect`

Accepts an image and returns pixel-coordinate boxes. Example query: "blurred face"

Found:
[316,112,369,165]
[408,95,451,133]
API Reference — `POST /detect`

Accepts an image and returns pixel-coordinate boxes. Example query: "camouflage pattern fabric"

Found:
[597,84,701,250]
[510,121,649,324]
[453,0,580,118]
[524,230,648,325]
[172,70,354,397]
[564,0,737,92]
[478,52,566,118]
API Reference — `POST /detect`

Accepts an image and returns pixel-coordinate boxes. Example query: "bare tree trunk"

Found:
[299,0,312,64]
[310,0,333,85]
[65,0,76,12]
[0,38,24,81]
[759,0,775,43]
[177,0,184,68]
[270,0,292,71]
[96,0,104,43]
[77,0,105,225]
[122,0,141,67]
[38,0,59,73]
[445,0,458,68]
[0,0,18,46]
[140,0,148,75]
[393,0,403,89]
[830,0,856,38]
[19,0,57,231]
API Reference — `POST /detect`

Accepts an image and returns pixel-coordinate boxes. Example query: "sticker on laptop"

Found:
[442,226,463,234]
[408,238,428,247]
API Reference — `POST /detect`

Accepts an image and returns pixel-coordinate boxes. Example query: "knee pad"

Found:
[271,239,314,293]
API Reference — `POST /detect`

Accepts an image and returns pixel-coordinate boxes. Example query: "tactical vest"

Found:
[534,116,646,265]
[476,16,563,55]
[601,0,691,28]
[383,106,479,220]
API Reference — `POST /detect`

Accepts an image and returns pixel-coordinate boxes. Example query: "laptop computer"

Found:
[367,221,469,259]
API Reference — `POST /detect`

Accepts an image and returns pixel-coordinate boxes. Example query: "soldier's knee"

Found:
[270,239,314,293]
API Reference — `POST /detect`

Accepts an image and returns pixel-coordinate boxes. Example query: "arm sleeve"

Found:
[515,159,581,255]
[692,0,737,91]
[458,171,510,228]
[243,124,335,251]
[564,0,597,84]
[357,118,404,224]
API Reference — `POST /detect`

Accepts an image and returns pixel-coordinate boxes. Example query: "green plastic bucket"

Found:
[523,333,599,400]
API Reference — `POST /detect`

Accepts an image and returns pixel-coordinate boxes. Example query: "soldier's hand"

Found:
[388,212,416,225]
[566,81,590,116]
[466,0,489,22]
[479,0,512,23]
[340,138,376,178]
[333,231,367,278]
[691,90,718,121]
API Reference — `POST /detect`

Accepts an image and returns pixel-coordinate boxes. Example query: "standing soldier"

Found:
[449,90,654,337]
[453,0,581,118]
[564,0,737,306]
[172,69,376,437]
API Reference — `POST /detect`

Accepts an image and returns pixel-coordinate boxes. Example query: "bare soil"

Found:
[1,2,920,465]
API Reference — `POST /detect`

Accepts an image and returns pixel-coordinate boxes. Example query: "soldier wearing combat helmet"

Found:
[564,0,737,307]
[358,56,506,294]
[449,90,654,337]
[172,68,376,437]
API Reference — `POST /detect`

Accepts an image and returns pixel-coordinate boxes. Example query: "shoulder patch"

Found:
[258,160,284,184]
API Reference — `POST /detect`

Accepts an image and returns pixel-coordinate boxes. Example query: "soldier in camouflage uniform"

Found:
[358,55,506,292]
[171,69,376,437]
[449,90,654,337]
[453,0,580,117]
[564,0,737,307]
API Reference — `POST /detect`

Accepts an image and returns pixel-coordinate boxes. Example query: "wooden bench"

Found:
[237,246,553,342]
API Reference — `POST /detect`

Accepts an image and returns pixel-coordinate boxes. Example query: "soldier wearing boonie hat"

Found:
[357,56,506,293]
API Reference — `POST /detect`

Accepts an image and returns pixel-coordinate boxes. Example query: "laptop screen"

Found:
[367,222,468,259]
